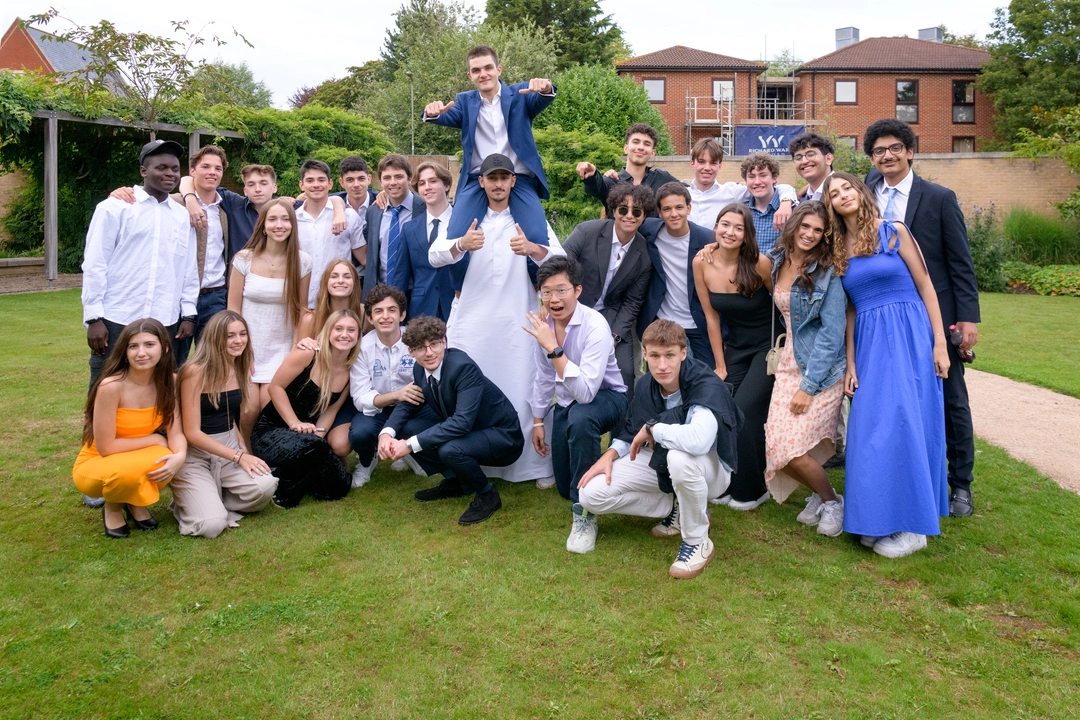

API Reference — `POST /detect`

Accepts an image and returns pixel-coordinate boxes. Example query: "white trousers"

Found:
[579,447,730,545]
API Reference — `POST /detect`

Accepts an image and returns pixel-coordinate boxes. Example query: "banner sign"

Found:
[735,125,806,156]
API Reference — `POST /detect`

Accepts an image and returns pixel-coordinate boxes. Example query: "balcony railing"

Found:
[686,96,817,125]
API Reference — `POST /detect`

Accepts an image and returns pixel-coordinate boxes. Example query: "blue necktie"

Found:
[883,187,899,222]
[429,218,440,245]
[386,205,403,281]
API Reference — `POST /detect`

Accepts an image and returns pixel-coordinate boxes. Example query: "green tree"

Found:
[534,124,623,226]
[484,0,625,69]
[1013,105,1080,218]
[191,60,272,108]
[765,48,801,77]
[381,0,474,81]
[937,24,989,49]
[979,0,1080,145]
[309,61,385,111]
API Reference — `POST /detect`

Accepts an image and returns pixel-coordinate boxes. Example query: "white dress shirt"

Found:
[378,192,418,281]
[81,185,198,326]
[594,226,633,312]
[297,202,364,308]
[610,390,720,459]
[803,171,834,202]
[379,361,442,453]
[875,168,915,222]
[688,181,797,228]
[655,227,696,329]
[428,206,561,268]
[528,302,626,419]
[195,193,226,288]
[426,205,453,246]
[469,82,554,176]
[350,328,416,416]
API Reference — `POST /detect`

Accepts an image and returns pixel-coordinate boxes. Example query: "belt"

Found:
[199,285,226,296]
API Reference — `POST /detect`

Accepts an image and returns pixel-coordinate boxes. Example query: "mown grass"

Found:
[1,290,1079,719]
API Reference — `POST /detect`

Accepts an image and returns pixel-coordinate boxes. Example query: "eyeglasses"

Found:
[616,205,644,218]
[792,149,821,162]
[870,143,907,158]
[540,287,574,299]
[412,339,445,353]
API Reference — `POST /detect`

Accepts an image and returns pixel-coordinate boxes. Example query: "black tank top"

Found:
[200,388,242,434]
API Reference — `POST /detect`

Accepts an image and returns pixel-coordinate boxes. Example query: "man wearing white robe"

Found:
[429,154,564,483]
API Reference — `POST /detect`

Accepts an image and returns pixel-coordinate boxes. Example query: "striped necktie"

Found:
[386,205,403,281]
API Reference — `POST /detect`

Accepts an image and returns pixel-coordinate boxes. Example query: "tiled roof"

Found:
[26,26,94,74]
[797,37,990,72]
[617,45,762,71]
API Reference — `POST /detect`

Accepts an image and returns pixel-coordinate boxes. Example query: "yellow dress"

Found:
[72,407,173,506]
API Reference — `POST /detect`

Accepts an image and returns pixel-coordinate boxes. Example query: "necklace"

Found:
[127,376,154,386]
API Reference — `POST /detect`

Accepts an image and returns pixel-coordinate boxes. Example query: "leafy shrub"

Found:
[535,123,624,227]
[1002,207,1080,265]
[1004,261,1080,296]
[966,204,1010,292]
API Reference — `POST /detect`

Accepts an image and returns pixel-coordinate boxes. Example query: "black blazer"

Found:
[385,348,519,450]
[389,211,455,322]
[636,218,712,337]
[582,166,681,213]
[363,193,427,301]
[865,169,980,326]
[562,219,652,342]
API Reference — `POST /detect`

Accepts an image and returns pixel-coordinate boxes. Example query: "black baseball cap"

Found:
[139,139,185,165]
[479,153,515,176]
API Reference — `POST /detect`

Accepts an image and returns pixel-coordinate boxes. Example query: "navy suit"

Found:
[637,218,715,368]
[385,348,524,493]
[866,168,980,492]
[363,194,426,301]
[389,211,456,322]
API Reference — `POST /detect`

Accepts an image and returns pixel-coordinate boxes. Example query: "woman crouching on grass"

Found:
[763,202,848,536]
[73,319,186,539]
[172,311,278,538]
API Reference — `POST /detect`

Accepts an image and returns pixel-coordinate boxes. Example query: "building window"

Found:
[896,80,919,123]
[838,136,857,149]
[953,136,975,153]
[643,78,665,103]
[835,80,857,104]
[712,79,734,102]
[953,81,975,123]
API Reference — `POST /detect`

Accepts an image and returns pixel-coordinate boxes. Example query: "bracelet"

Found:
[232,450,243,463]
[532,422,545,427]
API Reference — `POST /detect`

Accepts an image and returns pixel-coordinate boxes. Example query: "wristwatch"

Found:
[612,333,623,345]
[645,419,658,437]
[180,315,198,324]
[85,317,104,325]
[547,346,565,359]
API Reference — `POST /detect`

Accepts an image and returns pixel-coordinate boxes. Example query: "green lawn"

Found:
[1,290,1079,719]
[977,292,1080,398]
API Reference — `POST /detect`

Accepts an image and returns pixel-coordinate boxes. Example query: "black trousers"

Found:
[943,341,976,492]
[725,349,774,503]
[88,318,179,392]
[414,425,525,494]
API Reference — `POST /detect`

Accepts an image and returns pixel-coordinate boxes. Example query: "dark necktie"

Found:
[386,205,403,280]
[429,218,440,245]
[428,375,444,417]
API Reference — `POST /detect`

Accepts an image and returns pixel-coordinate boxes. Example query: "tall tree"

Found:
[289,86,318,109]
[191,60,272,108]
[381,0,474,80]
[484,0,626,69]
[308,60,385,112]
[937,25,988,49]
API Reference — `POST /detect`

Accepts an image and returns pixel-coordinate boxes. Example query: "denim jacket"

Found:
[769,247,847,395]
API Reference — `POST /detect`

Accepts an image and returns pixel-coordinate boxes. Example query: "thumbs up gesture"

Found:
[509,223,533,256]
[519,78,554,95]
[424,99,455,118]
[460,219,485,251]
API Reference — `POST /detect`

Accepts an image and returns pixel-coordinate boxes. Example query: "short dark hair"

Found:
[190,145,228,171]
[655,181,691,206]
[536,256,581,288]
[300,159,331,181]
[863,119,916,164]
[402,316,446,349]
[625,122,659,147]
[378,153,414,179]
[338,156,370,176]
[363,283,407,317]
[607,182,656,217]
[789,132,835,159]
[691,137,724,164]
[466,45,498,67]
[740,152,780,179]
[642,319,686,350]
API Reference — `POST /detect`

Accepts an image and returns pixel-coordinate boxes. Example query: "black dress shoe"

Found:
[458,487,502,525]
[415,478,469,502]
[124,505,159,530]
[103,507,130,539]
[949,487,974,517]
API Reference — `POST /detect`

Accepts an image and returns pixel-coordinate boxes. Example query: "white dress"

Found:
[233,250,313,383]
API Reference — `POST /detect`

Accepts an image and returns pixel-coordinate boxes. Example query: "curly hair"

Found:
[823,172,881,276]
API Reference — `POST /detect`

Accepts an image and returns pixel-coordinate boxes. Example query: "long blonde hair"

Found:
[823,172,881,276]
[309,261,364,339]
[177,310,253,411]
[245,198,305,328]
[311,309,362,414]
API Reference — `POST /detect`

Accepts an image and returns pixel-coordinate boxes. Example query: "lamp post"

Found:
[406,70,415,155]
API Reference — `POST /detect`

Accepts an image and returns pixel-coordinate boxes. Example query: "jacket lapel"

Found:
[904,174,923,227]
[609,231,645,293]
[500,82,512,125]
[594,221,613,290]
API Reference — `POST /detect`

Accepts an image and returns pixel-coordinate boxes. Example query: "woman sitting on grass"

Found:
[73,319,186,539]
[172,311,278,538]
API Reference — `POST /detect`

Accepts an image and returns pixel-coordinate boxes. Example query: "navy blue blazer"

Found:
[636,218,712,337]
[389,211,456,322]
[362,194,427,301]
[865,169,980,326]
[330,189,378,207]
[426,81,555,198]
[385,348,520,450]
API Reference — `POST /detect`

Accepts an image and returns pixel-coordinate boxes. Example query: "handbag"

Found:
[765,299,786,376]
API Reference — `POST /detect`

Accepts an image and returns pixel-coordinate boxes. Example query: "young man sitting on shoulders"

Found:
[573,320,740,580]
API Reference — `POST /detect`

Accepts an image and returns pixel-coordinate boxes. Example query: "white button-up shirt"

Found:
[656,226,696,329]
[875,168,915,222]
[429,207,562,268]
[378,192,418,282]
[469,82,554,176]
[427,206,453,245]
[297,202,364,308]
[350,328,416,416]
[81,185,198,326]
[688,181,797,228]
[378,360,441,453]
[196,193,226,288]
[595,226,634,312]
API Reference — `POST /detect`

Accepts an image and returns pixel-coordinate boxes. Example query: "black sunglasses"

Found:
[616,205,643,218]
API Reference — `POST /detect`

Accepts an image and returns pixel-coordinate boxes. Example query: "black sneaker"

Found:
[458,487,502,525]
[415,478,469,502]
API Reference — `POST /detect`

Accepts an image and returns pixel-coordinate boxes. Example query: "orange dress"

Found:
[72,407,174,506]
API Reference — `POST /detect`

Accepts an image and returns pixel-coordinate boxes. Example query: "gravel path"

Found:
[967,369,1080,494]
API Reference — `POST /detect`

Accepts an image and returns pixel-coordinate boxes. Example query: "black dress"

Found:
[250,359,350,507]
[709,285,777,503]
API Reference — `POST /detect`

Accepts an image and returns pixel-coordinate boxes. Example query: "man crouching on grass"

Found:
[573,320,741,578]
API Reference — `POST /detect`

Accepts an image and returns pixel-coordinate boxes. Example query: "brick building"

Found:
[0,18,94,75]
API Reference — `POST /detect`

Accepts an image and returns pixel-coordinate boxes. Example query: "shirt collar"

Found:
[425,362,443,383]
[884,169,915,195]
[807,171,833,197]
[133,185,168,204]
[547,300,586,331]
[479,84,505,107]
[428,206,452,225]
[611,224,636,249]
[746,190,781,214]
[374,327,405,352]
[484,206,512,220]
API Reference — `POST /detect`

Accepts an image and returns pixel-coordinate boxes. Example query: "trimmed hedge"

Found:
[1005,261,1080,296]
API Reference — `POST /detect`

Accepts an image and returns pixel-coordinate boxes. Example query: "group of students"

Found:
[73,44,981,579]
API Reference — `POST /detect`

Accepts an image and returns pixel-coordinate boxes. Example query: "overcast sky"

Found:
[4,0,1004,108]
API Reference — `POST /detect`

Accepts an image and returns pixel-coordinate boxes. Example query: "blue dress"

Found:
[841,221,948,536]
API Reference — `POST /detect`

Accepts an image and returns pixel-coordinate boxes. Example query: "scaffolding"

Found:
[684,86,818,155]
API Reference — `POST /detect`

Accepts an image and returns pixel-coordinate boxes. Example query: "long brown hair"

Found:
[177,310,253,411]
[823,172,880,276]
[82,319,177,445]
[244,198,305,328]
[308,261,364,340]
[312,309,362,415]
[776,201,836,294]
[714,203,763,297]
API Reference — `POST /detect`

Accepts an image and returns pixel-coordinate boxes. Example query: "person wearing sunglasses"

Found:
[561,183,656,402]
[788,132,835,202]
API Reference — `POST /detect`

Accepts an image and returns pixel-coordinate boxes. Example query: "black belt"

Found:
[199,285,226,296]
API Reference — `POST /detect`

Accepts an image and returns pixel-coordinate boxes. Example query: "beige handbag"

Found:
[765,299,786,376]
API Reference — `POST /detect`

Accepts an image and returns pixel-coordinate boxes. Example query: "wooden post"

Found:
[188,131,200,163]
[43,115,58,286]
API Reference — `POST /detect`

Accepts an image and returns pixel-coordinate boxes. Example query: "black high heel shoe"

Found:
[103,507,130,539]
[124,505,159,531]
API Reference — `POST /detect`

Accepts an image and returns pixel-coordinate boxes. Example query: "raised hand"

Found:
[424,100,455,118]
[521,310,557,352]
[576,162,597,180]
[509,223,532,256]
[519,78,553,94]
[460,219,485,251]
[603,169,620,180]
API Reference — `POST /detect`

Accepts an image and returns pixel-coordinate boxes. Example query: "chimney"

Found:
[835,27,860,50]
[919,27,944,43]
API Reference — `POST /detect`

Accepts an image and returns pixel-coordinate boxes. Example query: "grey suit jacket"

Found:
[562,219,653,341]
[363,193,426,301]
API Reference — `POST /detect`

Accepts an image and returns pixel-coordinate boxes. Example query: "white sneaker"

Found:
[535,475,556,490]
[727,491,770,511]
[351,456,378,488]
[402,454,426,476]
[669,538,715,579]
[860,535,882,548]
[709,494,732,506]
[651,497,681,538]
[566,504,597,554]
[796,493,823,525]
[873,532,927,559]
[390,459,408,472]
[816,496,844,537]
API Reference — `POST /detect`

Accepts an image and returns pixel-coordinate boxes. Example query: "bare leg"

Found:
[126,503,153,522]
[783,454,838,502]
[103,501,127,529]
[327,424,351,462]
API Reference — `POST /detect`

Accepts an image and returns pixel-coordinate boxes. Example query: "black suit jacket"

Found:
[582,166,681,213]
[363,193,427,301]
[636,218,712,337]
[865,169,980,326]
[385,348,519,450]
[562,219,652,342]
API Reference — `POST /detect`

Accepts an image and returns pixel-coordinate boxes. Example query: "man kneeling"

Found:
[378,316,524,525]
[574,319,741,579]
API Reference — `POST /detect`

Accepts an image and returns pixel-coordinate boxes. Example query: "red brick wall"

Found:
[794,71,994,152]
[0,27,51,73]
